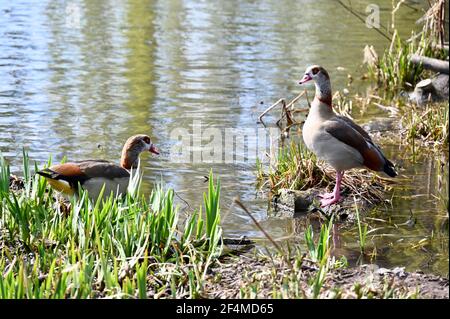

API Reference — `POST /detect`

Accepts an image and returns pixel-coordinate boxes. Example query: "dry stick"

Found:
[304,89,311,108]
[276,99,287,130]
[285,91,306,109]
[258,91,307,125]
[233,198,283,252]
[233,197,293,270]
[391,0,406,29]
[372,102,399,115]
[258,98,284,125]
[174,190,192,212]
[283,101,295,128]
[275,92,307,141]
[278,100,299,137]
[284,121,305,133]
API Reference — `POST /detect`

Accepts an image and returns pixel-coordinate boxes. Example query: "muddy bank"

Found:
[205,255,449,299]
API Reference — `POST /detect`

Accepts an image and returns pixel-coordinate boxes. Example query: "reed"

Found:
[401,102,449,151]
[0,152,222,299]
[368,1,447,92]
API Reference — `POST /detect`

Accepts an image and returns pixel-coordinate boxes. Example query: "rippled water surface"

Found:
[0,0,447,275]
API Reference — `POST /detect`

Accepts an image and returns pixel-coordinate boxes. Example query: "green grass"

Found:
[0,153,222,299]
[368,28,447,93]
[369,31,422,91]
[257,141,331,193]
[401,102,449,152]
[257,140,387,205]
[304,217,335,298]
[304,216,333,264]
[229,216,422,299]
[0,155,10,195]
[1,152,442,299]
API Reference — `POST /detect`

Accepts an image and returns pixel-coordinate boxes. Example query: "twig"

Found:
[258,98,284,125]
[174,190,192,212]
[258,91,306,126]
[233,197,293,270]
[372,102,399,115]
[285,91,306,109]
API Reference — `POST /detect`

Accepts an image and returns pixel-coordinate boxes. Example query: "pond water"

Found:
[0,0,447,276]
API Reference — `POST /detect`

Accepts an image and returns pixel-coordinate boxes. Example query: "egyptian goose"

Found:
[299,65,397,207]
[37,134,159,200]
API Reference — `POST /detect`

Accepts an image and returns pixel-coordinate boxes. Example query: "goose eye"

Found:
[312,67,319,75]
[143,137,150,144]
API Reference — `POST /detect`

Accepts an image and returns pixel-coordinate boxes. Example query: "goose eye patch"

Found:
[143,137,150,144]
[312,67,319,75]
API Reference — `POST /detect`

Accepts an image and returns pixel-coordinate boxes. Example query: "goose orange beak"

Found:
[150,144,160,155]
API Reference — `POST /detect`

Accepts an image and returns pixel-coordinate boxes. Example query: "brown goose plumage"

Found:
[299,65,396,207]
[37,134,159,199]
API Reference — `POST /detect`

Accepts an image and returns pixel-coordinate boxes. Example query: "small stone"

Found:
[375,267,390,275]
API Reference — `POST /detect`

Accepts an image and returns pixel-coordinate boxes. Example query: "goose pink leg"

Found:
[318,192,334,199]
[320,171,343,207]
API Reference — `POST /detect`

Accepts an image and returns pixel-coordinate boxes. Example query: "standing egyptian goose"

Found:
[299,65,397,207]
[37,134,159,199]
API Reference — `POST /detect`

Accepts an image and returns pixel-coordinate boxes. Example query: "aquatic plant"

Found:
[0,155,10,194]
[304,217,335,298]
[367,1,447,92]
[401,101,449,151]
[265,141,331,192]
[304,217,334,264]
[257,140,389,204]
[369,31,424,91]
[0,153,222,299]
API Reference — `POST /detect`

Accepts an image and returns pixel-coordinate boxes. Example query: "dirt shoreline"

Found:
[206,255,449,299]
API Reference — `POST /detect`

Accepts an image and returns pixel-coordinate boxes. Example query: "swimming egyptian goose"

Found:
[299,65,397,207]
[37,134,159,200]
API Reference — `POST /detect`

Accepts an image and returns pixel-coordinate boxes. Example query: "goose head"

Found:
[298,65,330,86]
[299,65,332,106]
[120,134,159,169]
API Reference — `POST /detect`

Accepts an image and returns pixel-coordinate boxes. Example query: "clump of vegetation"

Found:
[0,153,222,299]
[369,31,445,91]
[367,1,447,92]
[304,216,333,264]
[401,102,449,151]
[257,141,331,192]
[207,218,342,299]
[257,140,390,204]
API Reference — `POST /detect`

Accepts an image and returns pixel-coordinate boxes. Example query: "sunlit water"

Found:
[0,0,447,276]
